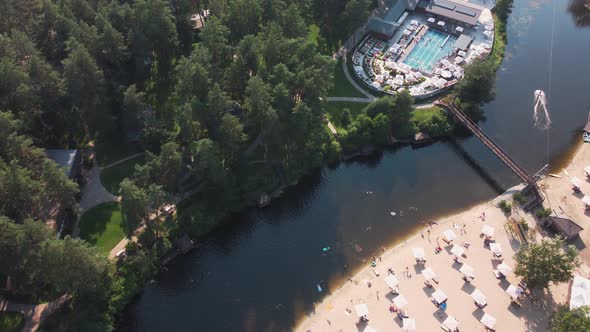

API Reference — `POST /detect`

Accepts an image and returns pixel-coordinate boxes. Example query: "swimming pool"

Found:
[403,29,456,73]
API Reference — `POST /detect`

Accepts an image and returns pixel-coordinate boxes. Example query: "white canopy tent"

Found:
[458,50,467,57]
[432,289,447,304]
[427,17,436,23]
[413,247,425,260]
[402,318,416,331]
[444,229,457,242]
[506,284,524,298]
[450,245,465,257]
[355,303,369,317]
[437,21,446,27]
[480,313,496,329]
[384,275,400,289]
[471,289,487,306]
[570,276,590,310]
[489,242,503,255]
[441,70,452,79]
[455,26,464,33]
[393,294,409,309]
[571,177,583,188]
[482,224,495,237]
[497,263,513,276]
[583,195,590,207]
[442,316,459,330]
[460,264,475,278]
[422,267,437,281]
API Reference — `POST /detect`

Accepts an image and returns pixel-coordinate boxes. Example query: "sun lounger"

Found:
[373,269,380,277]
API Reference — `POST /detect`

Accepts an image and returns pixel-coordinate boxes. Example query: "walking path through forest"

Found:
[0,295,70,332]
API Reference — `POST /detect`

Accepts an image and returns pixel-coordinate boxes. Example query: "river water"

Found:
[124,1,590,331]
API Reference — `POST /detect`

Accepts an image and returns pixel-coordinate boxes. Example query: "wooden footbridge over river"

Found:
[435,100,544,210]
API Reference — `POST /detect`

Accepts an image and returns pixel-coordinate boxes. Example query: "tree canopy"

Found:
[514,237,581,289]
[551,306,590,332]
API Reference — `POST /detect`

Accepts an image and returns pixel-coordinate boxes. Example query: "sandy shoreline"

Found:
[295,143,590,332]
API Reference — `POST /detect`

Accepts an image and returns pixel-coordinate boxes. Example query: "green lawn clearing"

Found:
[79,202,126,254]
[100,155,144,195]
[325,101,368,130]
[328,62,366,98]
[0,312,25,332]
[411,106,444,122]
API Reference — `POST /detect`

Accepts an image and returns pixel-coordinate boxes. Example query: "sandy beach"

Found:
[295,143,590,332]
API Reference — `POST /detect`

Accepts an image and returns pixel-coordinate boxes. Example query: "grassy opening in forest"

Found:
[79,202,125,254]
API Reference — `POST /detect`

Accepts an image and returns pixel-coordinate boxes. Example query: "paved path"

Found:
[101,152,143,169]
[0,295,70,332]
[326,97,372,103]
[79,162,119,212]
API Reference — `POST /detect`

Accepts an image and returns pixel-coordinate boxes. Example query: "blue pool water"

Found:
[403,29,456,72]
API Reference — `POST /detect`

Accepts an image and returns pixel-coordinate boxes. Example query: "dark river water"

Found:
[124,1,590,331]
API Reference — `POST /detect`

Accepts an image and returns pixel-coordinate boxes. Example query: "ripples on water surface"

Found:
[124,1,590,331]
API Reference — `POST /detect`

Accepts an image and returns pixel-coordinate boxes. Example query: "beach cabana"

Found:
[506,284,524,298]
[403,318,416,331]
[443,229,457,242]
[570,276,590,309]
[441,70,452,79]
[413,247,426,263]
[496,262,513,277]
[455,26,464,33]
[571,177,583,191]
[422,267,437,281]
[363,326,378,332]
[489,242,503,257]
[471,289,487,307]
[384,275,400,289]
[442,316,459,331]
[481,224,495,237]
[450,245,465,257]
[480,313,496,329]
[432,289,447,304]
[458,50,467,57]
[355,303,369,317]
[428,17,436,23]
[583,195,590,209]
[460,264,475,278]
[393,294,409,309]
[438,21,446,27]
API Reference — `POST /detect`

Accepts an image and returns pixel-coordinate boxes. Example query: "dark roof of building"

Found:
[454,34,473,50]
[174,234,194,253]
[548,216,584,238]
[45,149,79,178]
[368,17,399,38]
[384,0,410,23]
[424,0,484,26]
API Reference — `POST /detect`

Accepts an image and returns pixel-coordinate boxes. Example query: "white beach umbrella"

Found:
[393,294,409,309]
[428,17,436,23]
[384,274,400,288]
[489,242,503,255]
[482,224,495,237]
[402,318,416,331]
[444,229,457,242]
[583,195,590,206]
[480,313,496,329]
[437,21,445,27]
[454,56,464,64]
[355,303,369,317]
[506,284,524,298]
[441,70,452,79]
[422,267,437,281]
[458,50,467,57]
[471,289,487,305]
[571,177,583,188]
[443,316,459,330]
[460,264,475,278]
[413,247,425,259]
[497,263,513,276]
[432,289,447,303]
[450,245,465,257]
[441,59,451,67]
[363,326,378,332]
[455,26,464,33]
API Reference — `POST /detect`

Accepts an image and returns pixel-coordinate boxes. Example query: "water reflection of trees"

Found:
[569,0,590,27]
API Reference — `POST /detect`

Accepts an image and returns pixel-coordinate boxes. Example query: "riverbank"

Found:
[295,142,590,332]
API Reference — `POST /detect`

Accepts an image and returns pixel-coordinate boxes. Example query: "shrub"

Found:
[498,200,512,213]
[513,192,526,204]
[536,208,552,219]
